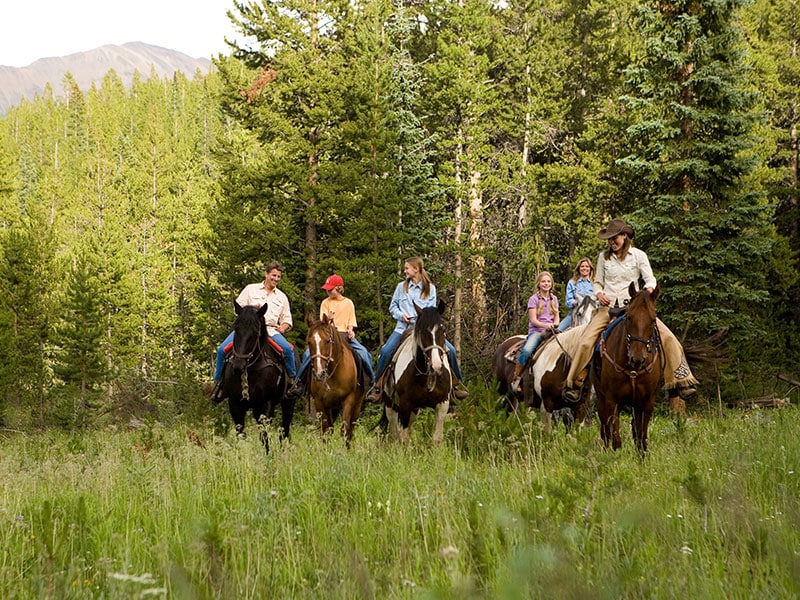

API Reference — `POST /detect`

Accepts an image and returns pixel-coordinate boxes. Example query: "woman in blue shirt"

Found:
[557,257,595,331]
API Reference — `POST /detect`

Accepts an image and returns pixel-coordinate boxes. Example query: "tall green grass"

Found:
[1,394,799,599]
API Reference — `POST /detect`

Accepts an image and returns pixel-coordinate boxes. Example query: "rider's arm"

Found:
[565,280,577,309]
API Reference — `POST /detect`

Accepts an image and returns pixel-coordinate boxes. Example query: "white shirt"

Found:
[236,282,293,336]
[594,247,656,308]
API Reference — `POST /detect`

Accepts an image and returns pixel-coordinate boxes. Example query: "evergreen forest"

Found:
[1,0,799,428]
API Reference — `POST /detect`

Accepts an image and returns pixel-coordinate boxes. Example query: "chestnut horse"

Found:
[591,283,664,454]
[306,314,367,446]
[216,302,296,454]
[378,300,454,445]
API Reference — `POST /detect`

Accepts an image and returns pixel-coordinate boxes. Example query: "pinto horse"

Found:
[493,293,599,419]
[493,327,593,430]
[378,300,454,445]
[306,314,367,446]
[216,302,297,454]
[591,283,664,454]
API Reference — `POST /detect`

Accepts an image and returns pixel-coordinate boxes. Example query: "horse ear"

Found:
[438,299,446,314]
[650,284,660,302]
[234,300,243,315]
[306,313,315,327]
[628,282,637,298]
[322,313,331,325]
[414,302,423,316]
[257,302,269,319]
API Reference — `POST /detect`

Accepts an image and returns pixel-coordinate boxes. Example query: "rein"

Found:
[414,336,449,392]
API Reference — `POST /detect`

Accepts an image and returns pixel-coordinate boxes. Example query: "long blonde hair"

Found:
[402,256,432,299]
[534,271,557,316]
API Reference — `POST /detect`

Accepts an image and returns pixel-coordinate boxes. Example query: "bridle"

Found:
[309,322,342,388]
[600,314,663,381]
[230,320,267,399]
[231,328,264,368]
[414,325,449,392]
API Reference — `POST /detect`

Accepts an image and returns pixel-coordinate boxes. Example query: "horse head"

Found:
[307,314,339,382]
[624,282,659,373]
[413,300,447,376]
[573,293,600,327]
[231,301,268,371]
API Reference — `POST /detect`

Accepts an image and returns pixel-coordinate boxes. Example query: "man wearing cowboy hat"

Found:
[562,218,698,408]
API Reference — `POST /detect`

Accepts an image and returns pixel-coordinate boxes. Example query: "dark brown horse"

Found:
[379,300,454,444]
[216,302,297,454]
[306,314,366,446]
[591,283,664,454]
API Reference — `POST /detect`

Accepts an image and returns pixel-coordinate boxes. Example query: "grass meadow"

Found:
[1,384,799,599]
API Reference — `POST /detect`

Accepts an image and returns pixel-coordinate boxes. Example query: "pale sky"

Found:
[0,0,243,68]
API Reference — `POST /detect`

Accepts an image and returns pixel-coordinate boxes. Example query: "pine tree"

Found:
[53,247,107,426]
[616,0,779,341]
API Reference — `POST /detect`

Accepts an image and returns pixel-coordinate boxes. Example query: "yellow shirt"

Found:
[320,296,357,333]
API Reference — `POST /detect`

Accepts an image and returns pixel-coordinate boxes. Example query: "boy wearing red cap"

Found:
[288,274,375,398]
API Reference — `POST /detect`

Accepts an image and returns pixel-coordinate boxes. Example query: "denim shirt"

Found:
[389,279,437,334]
[565,278,594,309]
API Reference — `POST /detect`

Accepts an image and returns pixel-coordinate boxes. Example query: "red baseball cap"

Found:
[321,274,344,290]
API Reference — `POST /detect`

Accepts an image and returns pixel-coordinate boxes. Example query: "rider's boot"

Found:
[285,378,305,401]
[452,381,470,401]
[510,363,525,394]
[563,367,588,403]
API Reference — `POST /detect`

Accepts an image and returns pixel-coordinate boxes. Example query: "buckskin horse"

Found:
[214,302,297,454]
[493,293,599,422]
[376,300,454,445]
[306,314,368,446]
[590,283,664,454]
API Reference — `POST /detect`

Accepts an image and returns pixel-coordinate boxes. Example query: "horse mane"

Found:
[414,305,442,335]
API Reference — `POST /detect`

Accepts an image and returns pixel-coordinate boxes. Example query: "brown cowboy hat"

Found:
[598,219,635,239]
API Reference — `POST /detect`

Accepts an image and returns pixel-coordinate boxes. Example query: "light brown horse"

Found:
[591,283,664,454]
[306,314,366,446]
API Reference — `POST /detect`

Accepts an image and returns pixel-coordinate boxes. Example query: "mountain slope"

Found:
[0,42,212,115]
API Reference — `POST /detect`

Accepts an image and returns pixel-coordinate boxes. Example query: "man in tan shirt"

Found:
[210,262,297,400]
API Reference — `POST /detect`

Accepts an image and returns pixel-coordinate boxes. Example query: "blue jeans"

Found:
[558,313,572,332]
[376,331,463,382]
[518,332,543,366]
[296,337,375,382]
[215,330,296,381]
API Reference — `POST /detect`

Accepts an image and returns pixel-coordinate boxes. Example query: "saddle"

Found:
[504,328,557,363]
[223,336,287,358]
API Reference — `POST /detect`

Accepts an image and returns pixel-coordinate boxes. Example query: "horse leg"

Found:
[278,395,294,442]
[255,411,270,455]
[539,402,553,433]
[228,400,247,439]
[432,400,449,444]
[341,393,362,448]
[596,393,618,449]
[632,399,655,455]
[385,406,402,442]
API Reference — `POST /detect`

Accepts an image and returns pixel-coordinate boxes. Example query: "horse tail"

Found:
[683,329,728,369]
